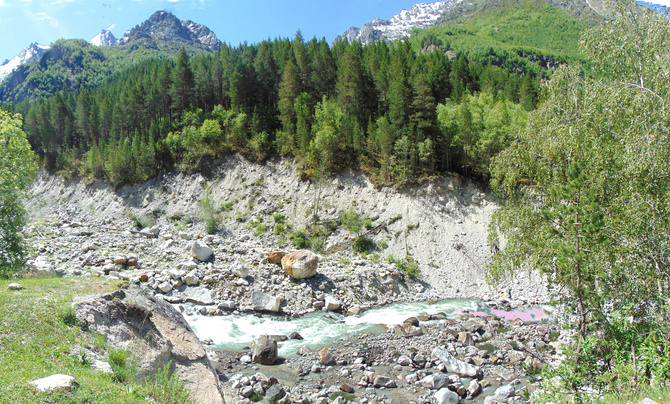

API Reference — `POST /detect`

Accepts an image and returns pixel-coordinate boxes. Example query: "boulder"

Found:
[74,286,224,404]
[184,270,199,286]
[30,374,78,392]
[264,384,286,404]
[325,296,341,311]
[432,346,481,379]
[190,241,214,262]
[267,251,285,265]
[252,291,281,312]
[281,250,319,279]
[319,347,336,365]
[91,360,113,374]
[435,388,460,404]
[8,283,23,291]
[252,335,278,365]
[458,332,474,346]
[183,287,215,305]
[114,256,128,265]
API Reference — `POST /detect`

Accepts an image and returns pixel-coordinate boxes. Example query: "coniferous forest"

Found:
[3,35,537,188]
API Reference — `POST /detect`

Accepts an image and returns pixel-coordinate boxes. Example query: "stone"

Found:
[240,355,252,364]
[492,384,515,400]
[127,258,138,267]
[458,332,474,346]
[231,261,249,278]
[349,305,363,315]
[420,374,448,390]
[241,385,254,397]
[373,375,390,388]
[507,350,526,363]
[466,379,482,399]
[435,388,460,404]
[91,360,113,374]
[139,274,149,282]
[168,268,186,280]
[252,291,281,312]
[432,346,481,379]
[184,270,199,286]
[319,347,336,365]
[218,300,236,311]
[264,384,286,404]
[252,335,278,365]
[288,331,303,340]
[397,355,412,366]
[324,295,341,311]
[114,256,128,265]
[267,251,285,265]
[190,240,214,262]
[30,374,78,392]
[183,287,215,305]
[340,383,355,393]
[32,256,55,276]
[281,250,319,279]
[73,286,224,403]
[8,283,23,290]
[158,281,173,293]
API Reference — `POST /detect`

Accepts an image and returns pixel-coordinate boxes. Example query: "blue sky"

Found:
[0,0,428,62]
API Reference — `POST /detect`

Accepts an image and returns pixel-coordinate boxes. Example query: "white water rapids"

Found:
[182,299,551,357]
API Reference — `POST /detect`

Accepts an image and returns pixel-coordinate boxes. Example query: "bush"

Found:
[144,361,192,404]
[127,212,153,229]
[289,231,311,249]
[352,236,376,254]
[387,255,420,277]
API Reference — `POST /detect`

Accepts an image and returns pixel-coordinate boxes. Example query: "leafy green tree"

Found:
[0,110,37,275]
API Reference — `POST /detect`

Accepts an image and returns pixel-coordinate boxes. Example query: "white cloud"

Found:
[25,10,59,28]
[0,0,7,7]
[107,23,115,30]
[168,0,179,2]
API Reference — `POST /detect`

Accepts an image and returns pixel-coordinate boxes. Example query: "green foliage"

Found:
[352,236,376,254]
[109,349,135,383]
[127,211,153,229]
[340,208,362,235]
[489,0,670,397]
[289,230,311,249]
[144,361,192,404]
[198,187,220,234]
[387,255,420,277]
[330,391,356,401]
[0,110,37,276]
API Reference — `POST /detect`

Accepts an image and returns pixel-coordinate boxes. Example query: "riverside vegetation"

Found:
[1,0,670,402]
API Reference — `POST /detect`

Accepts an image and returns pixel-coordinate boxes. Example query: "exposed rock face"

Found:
[251,335,278,365]
[0,42,49,83]
[89,29,118,47]
[334,0,461,45]
[29,374,78,392]
[119,10,221,51]
[73,285,224,404]
[281,250,319,279]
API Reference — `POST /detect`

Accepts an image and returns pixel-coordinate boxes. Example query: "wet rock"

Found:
[190,240,213,262]
[252,335,278,365]
[289,332,303,340]
[281,250,319,279]
[30,374,78,392]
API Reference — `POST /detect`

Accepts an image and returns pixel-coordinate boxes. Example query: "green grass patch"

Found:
[0,277,192,403]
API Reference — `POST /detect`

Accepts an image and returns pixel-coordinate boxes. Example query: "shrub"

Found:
[387,255,420,277]
[352,236,376,254]
[289,231,311,249]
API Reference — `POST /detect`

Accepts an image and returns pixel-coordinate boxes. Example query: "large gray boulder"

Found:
[281,250,319,279]
[252,291,281,312]
[435,388,460,404]
[190,240,214,261]
[251,335,278,365]
[432,345,482,379]
[74,285,224,404]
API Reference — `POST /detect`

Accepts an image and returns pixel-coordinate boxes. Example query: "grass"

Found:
[0,276,191,403]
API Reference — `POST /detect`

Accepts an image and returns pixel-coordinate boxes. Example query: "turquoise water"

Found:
[183,299,550,357]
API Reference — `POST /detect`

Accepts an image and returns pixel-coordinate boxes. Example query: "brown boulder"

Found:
[281,250,319,279]
[267,251,285,265]
[252,335,278,365]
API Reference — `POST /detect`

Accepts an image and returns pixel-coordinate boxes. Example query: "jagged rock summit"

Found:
[335,0,462,45]
[89,29,118,47]
[0,42,50,83]
[120,10,221,51]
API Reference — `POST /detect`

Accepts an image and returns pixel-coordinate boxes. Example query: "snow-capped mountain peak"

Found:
[335,0,462,45]
[90,29,118,47]
[0,43,50,83]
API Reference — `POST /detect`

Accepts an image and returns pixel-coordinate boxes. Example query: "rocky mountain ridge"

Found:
[335,0,462,45]
[119,10,221,51]
[0,42,50,83]
[89,29,118,47]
